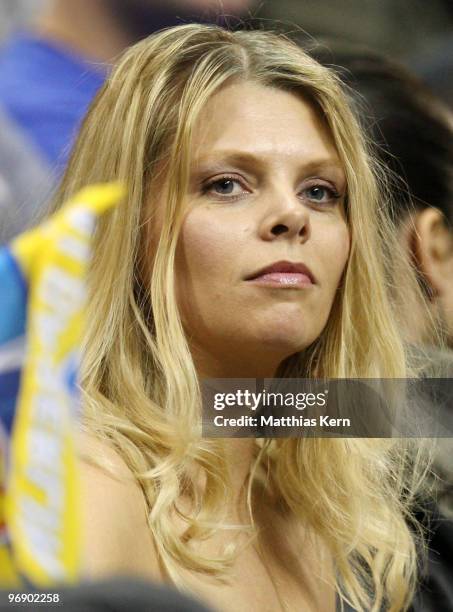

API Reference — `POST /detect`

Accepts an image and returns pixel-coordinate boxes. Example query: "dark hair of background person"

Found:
[308,45,453,612]
[310,45,453,228]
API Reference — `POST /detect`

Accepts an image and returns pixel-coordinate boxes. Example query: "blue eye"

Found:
[303,184,340,205]
[212,179,235,194]
[307,186,327,200]
[202,176,246,199]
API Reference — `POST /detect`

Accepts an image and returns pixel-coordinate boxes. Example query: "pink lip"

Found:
[246,261,315,288]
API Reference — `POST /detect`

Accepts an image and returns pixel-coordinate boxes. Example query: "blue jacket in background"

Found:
[0,32,106,175]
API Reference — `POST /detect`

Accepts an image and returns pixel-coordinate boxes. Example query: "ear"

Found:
[411,207,453,298]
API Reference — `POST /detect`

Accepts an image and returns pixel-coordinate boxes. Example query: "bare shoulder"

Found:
[77,430,136,482]
[77,431,161,580]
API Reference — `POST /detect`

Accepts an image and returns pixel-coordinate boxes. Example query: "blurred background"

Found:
[0,0,452,97]
[0,0,451,242]
[258,0,453,108]
[1,1,452,69]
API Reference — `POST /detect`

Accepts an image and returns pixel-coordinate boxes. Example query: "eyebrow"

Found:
[193,150,345,177]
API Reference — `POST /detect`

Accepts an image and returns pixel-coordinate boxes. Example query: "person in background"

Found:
[311,45,453,612]
[0,0,254,241]
[311,47,453,355]
[412,34,453,110]
[0,107,52,243]
[0,0,254,175]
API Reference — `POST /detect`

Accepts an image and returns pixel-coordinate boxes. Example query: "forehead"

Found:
[190,81,343,172]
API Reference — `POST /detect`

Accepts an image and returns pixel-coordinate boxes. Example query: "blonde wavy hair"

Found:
[52,24,432,612]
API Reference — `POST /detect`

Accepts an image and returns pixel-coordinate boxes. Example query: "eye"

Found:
[301,184,341,206]
[202,175,248,199]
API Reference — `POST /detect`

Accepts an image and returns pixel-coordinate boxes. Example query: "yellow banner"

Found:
[1,184,124,586]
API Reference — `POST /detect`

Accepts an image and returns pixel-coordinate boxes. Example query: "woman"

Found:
[53,25,430,612]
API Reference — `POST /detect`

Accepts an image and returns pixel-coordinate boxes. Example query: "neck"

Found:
[181,437,261,529]
[194,353,277,516]
[192,343,286,380]
[223,438,259,516]
[190,344,287,513]
[34,0,131,63]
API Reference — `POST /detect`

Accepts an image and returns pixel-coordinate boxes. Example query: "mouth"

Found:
[245,260,315,288]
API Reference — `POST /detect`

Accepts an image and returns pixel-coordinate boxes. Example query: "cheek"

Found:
[178,211,230,277]
[175,208,245,305]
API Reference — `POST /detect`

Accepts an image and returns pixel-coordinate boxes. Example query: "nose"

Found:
[258,190,310,242]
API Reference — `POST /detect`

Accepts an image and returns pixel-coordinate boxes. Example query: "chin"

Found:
[255,307,321,348]
[253,324,316,357]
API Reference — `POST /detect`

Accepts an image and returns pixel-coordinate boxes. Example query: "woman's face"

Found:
[159,82,350,376]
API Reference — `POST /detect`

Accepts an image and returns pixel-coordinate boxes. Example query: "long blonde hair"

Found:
[53,24,432,612]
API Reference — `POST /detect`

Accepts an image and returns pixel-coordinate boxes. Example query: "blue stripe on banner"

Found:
[0,246,28,344]
[0,369,20,434]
